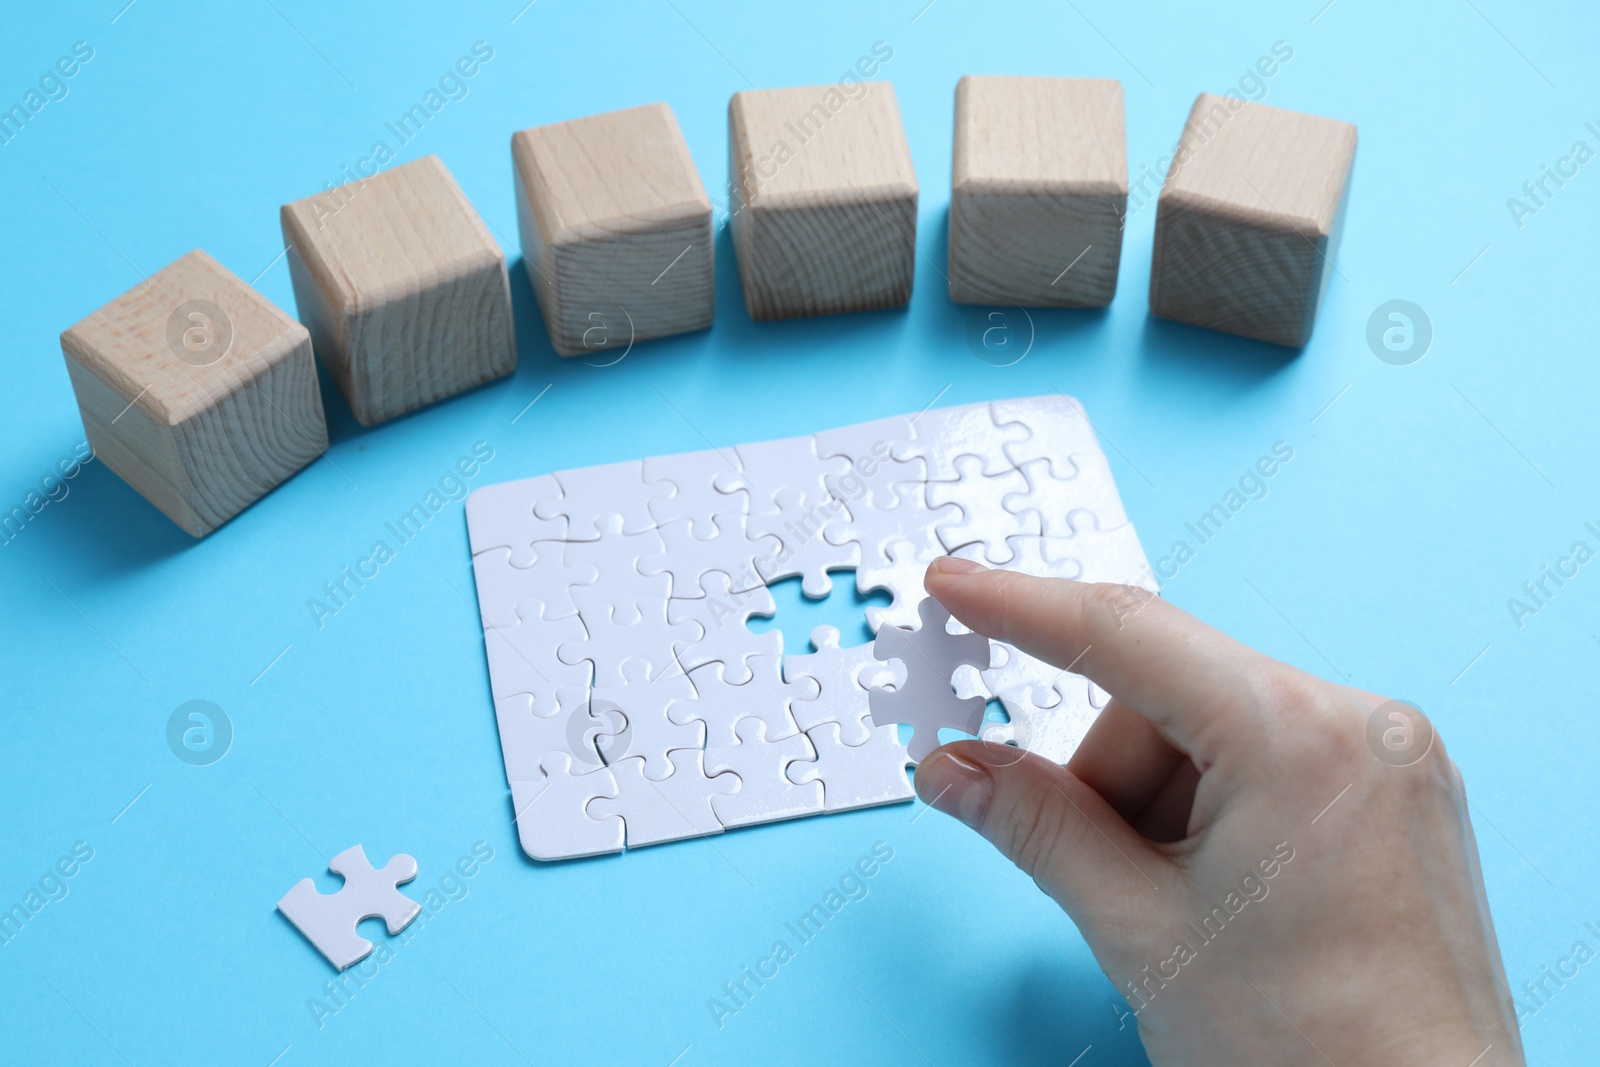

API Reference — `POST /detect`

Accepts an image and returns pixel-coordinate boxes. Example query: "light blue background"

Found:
[2,1,1596,1063]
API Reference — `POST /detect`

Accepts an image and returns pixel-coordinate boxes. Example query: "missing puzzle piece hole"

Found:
[746,570,891,654]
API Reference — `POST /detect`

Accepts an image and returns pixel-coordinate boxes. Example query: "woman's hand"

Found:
[915,556,1524,1066]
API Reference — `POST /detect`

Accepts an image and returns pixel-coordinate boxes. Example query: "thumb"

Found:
[915,740,1171,936]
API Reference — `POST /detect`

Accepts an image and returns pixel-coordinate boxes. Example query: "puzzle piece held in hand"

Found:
[278,845,421,970]
[868,597,992,761]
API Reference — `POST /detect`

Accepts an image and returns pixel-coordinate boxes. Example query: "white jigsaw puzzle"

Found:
[278,845,422,971]
[465,396,1155,860]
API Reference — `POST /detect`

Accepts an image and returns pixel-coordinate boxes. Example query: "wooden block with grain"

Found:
[729,82,917,320]
[1150,94,1357,347]
[949,75,1127,308]
[512,103,713,357]
[59,249,328,537]
[281,154,515,425]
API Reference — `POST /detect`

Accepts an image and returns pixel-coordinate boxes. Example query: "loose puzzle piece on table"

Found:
[278,845,421,970]
[464,395,1156,859]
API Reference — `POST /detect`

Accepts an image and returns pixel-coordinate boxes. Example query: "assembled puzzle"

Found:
[465,395,1157,860]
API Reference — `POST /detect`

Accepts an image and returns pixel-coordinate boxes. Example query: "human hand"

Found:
[914,556,1524,1066]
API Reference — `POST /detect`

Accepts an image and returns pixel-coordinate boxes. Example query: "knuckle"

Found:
[1250,668,1369,766]
[1081,580,1151,628]
[996,788,1073,880]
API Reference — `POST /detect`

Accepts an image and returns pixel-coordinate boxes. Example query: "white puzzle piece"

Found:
[673,654,813,747]
[827,481,955,578]
[899,402,1029,482]
[643,513,772,598]
[471,545,595,628]
[991,394,1101,480]
[789,719,915,812]
[706,716,823,827]
[590,750,737,847]
[537,459,669,539]
[856,537,950,633]
[748,487,860,597]
[494,689,615,781]
[511,752,623,861]
[868,597,992,762]
[465,395,1155,859]
[715,434,849,516]
[565,516,669,626]
[784,625,899,745]
[644,448,748,537]
[589,657,701,779]
[482,609,591,710]
[928,455,1039,563]
[466,474,569,562]
[667,570,780,684]
[278,845,422,971]
[1005,453,1130,538]
[814,414,925,512]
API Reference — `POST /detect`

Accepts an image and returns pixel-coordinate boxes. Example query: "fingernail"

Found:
[915,751,993,830]
[930,555,985,575]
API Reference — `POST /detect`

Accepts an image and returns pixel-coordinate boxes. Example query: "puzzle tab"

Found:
[277,845,421,970]
[465,395,1155,860]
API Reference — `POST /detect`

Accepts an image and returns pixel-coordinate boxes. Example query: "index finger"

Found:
[924,556,1281,764]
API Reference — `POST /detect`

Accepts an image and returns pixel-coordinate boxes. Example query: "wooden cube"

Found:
[60,250,327,537]
[729,82,918,320]
[1149,94,1357,347]
[949,75,1127,307]
[281,154,515,425]
[512,103,713,357]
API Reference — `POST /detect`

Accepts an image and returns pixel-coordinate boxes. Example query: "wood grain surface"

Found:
[60,249,327,537]
[281,154,515,424]
[729,82,918,320]
[512,102,713,357]
[949,74,1127,307]
[1149,93,1357,347]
